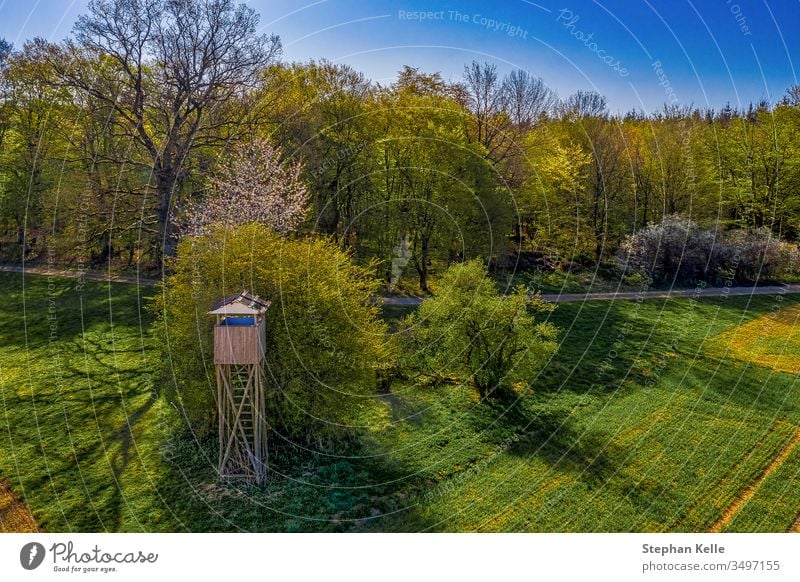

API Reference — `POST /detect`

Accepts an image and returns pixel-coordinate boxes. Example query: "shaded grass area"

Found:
[500,267,644,295]
[0,272,180,531]
[1,270,799,532]
[367,293,800,532]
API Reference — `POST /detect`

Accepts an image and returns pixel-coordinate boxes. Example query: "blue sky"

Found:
[1,0,798,113]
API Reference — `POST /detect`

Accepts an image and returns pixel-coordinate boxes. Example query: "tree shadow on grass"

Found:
[694,352,800,417]
[63,330,165,531]
[0,273,152,351]
[357,402,621,532]
[2,328,164,532]
[506,409,615,487]
[153,425,427,532]
[537,299,689,397]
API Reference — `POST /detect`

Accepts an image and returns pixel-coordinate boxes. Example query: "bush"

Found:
[153,223,394,447]
[619,215,720,285]
[721,227,799,282]
[621,216,800,285]
[400,259,558,398]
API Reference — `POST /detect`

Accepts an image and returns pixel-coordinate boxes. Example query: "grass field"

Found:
[0,271,798,532]
[0,478,38,532]
[0,272,176,531]
[369,291,800,532]
[708,303,800,374]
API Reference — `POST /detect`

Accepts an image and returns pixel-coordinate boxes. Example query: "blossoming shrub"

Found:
[620,216,799,285]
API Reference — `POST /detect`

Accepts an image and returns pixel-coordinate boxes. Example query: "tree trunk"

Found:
[642,189,649,229]
[416,229,432,294]
[155,168,178,263]
[593,188,604,260]
[126,244,135,268]
[417,258,429,294]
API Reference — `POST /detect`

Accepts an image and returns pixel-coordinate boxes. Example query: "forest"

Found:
[2,0,800,538]
[1,3,799,293]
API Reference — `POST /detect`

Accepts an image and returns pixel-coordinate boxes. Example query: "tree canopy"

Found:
[1,2,799,289]
[154,222,393,446]
[400,259,558,398]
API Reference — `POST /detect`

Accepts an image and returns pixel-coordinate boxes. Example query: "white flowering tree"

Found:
[183,139,309,236]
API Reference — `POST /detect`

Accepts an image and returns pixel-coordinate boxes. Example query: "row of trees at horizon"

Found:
[1,0,799,292]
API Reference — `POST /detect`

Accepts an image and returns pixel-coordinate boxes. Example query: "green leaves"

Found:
[154,223,394,445]
[401,259,558,398]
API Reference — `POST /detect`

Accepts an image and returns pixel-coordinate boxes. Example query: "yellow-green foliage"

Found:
[402,259,558,397]
[153,223,394,444]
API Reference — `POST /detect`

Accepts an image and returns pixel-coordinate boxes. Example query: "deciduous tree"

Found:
[401,259,558,398]
[182,139,309,236]
[50,0,281,261]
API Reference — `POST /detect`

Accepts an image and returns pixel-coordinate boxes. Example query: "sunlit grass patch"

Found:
[722,429,800,532]
[708,304,800,374]
[0,479,39,532]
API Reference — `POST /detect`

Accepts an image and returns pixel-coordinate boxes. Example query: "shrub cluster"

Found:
[153,223,393,447]
[620,216,799,285]
[399,259,558,398]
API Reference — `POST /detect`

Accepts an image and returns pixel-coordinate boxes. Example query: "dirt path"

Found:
[3,264,799,304]
[0,264,158,286]
[0,479,38,533]
[381,284,800,305]
[710,430,800,533]
[792,513,800,532]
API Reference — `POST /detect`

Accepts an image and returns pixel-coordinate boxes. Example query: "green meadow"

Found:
[1,271,798,532]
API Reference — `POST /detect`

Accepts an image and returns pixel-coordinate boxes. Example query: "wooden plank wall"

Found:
[214,319,266,364]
